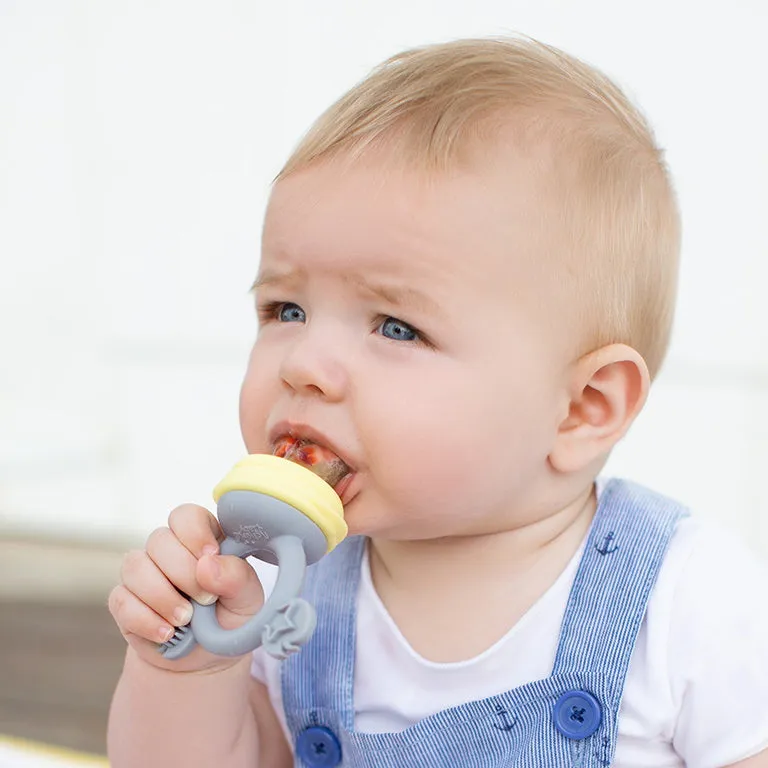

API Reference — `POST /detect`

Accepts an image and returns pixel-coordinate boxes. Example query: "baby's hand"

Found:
[108,503,265,673]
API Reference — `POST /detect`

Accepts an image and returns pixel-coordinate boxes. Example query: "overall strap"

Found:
[552,479,689,716]
[282,534,366,732]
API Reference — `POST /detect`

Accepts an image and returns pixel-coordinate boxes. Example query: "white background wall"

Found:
[1,1,766,555]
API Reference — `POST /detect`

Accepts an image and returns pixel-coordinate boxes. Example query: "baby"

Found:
[107,37,768,767]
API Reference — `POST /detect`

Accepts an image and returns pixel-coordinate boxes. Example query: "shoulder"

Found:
[649,510,768,766]
[597,477,766,622]
[656,513,767,641]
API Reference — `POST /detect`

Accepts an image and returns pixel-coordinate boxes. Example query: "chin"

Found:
[341,499,396,539]
[341,506,375,538]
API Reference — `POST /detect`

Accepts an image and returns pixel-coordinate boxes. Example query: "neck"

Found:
[369,483,597,598]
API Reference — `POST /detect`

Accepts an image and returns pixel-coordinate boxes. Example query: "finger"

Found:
[144,527,217,606]
[196,554,265,617]
[120,548,195,628]
[108,584,176,645]
[168,503,223,559]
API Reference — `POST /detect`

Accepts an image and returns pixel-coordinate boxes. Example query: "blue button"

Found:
[553,690,602,739]
[296,726,342,767]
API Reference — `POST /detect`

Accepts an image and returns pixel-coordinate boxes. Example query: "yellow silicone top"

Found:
[212,454,348,553]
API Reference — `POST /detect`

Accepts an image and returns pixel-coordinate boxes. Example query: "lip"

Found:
[267,420,357,474]
[334,472,360,509]
[333,471,359,506]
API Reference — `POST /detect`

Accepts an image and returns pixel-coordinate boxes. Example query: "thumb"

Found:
[196,553,265,617]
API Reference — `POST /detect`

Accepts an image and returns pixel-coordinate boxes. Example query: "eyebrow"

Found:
[250,271,299,292]
[251,269,443,316]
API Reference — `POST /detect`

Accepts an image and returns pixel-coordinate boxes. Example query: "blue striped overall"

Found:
[282,479,688,767]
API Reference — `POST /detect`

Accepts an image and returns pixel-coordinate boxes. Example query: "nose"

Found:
[279,332,348,401]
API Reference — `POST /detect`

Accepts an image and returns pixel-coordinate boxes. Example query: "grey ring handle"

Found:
[159,533,316,660]
[158,489,330,661]
[193,533,311,654]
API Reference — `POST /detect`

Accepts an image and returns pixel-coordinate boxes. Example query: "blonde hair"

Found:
[277,37,680,379]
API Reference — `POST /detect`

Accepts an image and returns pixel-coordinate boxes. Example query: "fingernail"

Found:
[159,625,174,642]
[197,592,218,606]
[202,544,218,556]
[173,604,193,626]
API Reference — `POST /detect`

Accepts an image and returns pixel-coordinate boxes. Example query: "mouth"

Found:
[272,432,356,501]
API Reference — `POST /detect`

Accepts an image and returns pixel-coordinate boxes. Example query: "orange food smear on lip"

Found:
[272,435,349,487]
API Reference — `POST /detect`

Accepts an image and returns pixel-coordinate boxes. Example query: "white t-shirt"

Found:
[251,501,768,767]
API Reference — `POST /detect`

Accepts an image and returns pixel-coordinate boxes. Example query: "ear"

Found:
[549,344,650,474]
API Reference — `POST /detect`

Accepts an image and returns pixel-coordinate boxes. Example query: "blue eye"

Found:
[277,302,305,323]
[379,316,419,342]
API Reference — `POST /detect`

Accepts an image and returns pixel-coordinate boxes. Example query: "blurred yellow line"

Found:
[0,734,108,766]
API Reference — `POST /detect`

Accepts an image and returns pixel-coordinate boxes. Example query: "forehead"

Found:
[260,146,558,300]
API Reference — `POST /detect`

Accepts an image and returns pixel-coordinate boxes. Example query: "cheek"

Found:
[357,369,487,499]
[360,359,556,513]
[238,346,274,452]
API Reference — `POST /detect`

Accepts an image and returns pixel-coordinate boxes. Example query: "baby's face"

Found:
[240,145,576,539]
